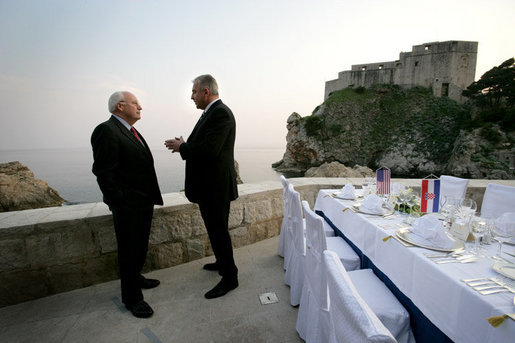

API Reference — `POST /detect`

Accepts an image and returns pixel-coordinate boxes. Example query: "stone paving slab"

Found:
[0,236,302,343]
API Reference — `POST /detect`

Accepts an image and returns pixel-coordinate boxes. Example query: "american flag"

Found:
[376,168,390,194]
[420,179,440,213]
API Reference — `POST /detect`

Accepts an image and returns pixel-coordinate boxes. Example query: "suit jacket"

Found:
[91,116,163,209]
[180,99,238,204]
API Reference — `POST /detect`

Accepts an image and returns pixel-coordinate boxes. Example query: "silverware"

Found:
[473,284,508,291]
[424,248,466,258]
[480,288,515,295]
[429,254,473,261]
[436,257,477,264]
[462,277,490,283]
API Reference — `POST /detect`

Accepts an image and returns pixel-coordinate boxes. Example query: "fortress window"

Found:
[415,61,419,67]
[441,83,449,97]
[425,45,431,51]
[378,65,383,69]
[362,66,367,71]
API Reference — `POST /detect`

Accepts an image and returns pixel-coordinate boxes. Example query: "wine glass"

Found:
[491,221,514,261]
[460,198,477,219]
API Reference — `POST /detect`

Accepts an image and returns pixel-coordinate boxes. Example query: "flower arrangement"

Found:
[392,188,421,214]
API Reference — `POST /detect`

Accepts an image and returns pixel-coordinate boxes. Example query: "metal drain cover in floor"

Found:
[259,292,279,305]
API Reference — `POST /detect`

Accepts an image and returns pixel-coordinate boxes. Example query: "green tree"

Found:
[463,57,515,107]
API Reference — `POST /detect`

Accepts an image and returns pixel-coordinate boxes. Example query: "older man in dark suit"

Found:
[165,74,239,299]
[91,91,163,318]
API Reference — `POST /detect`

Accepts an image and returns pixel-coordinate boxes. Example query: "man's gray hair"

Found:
[108,91,126,113]
[193,74,219,96]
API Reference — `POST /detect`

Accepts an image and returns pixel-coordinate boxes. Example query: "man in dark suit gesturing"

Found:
[91,91,163,318]
[165,75,239,299]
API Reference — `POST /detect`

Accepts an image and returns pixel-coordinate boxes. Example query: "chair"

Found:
[284,185,306,305]
[346,268,415,343]
[440,175,469,200]
[324,250,397,343]
[277,175,290,258]
[481,183,515,219]
[296,201,361,338]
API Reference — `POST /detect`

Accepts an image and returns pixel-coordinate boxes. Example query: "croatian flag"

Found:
[421,179,440,213]
[376,169,390,194]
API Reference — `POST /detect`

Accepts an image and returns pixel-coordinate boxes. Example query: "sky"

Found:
[1,0,514,151]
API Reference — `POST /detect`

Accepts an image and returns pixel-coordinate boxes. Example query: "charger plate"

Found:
[353,205,394,216]
[492,262,515,280]
[395,228,464,252]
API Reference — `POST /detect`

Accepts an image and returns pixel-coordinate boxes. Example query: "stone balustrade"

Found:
[1,177,514,307]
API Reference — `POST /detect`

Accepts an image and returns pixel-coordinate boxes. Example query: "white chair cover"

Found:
[277,175,290,258]
[481,183,515,219]
[326,236,361,271]
[323,220,336,237]
[284,185,306,305]
[324,250,397,343]
[440,175,469,200]
[296,201,361,340]
[297,200,331,341]
[348,269,415,343]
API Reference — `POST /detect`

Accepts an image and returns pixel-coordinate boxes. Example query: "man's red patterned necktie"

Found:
[131,127,142,144]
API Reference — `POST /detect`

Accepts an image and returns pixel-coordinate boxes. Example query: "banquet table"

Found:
[315,189,515,343]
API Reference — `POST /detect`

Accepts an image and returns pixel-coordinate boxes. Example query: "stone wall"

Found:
[0,178,512,307]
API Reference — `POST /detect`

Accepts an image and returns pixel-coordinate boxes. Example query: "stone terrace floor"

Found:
[0,236,303,343]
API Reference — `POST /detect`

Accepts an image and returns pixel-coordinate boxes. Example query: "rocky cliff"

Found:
[273,85,514,179]
[0,161,65,212]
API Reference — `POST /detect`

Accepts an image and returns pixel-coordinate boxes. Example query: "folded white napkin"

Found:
[339,183,356,199]
[495,212,515,237]
[410,215,454,249]
[391,183,406,195]
[361,194,384,214]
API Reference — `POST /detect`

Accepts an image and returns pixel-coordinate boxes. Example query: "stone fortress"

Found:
[325,40,478,103]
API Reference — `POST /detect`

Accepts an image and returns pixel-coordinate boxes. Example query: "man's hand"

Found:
[164,136,184,153]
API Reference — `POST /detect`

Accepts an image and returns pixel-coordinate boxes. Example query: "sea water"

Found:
[0,147,285,204]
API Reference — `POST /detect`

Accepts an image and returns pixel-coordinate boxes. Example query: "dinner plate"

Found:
[492,262,515,280]
[395,228,464,252]
[353,205,394,216]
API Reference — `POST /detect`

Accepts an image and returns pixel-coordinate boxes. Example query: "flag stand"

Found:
[420,175,441,213]
[376,167,391,195]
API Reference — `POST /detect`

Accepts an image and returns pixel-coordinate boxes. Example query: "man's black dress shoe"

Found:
[203,263,219,271]
[126,300,154,318]
[204,278,238,299]
[141,278,160,289]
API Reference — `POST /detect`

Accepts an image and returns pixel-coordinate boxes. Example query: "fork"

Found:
[480,288,515,295]
[465,277,503,287]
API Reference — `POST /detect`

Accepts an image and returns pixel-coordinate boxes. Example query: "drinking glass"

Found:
[460,198,477,219]
[491,222,513,261]
[406,191,420,224]
[469,216,487,255]
[439,196,458,231]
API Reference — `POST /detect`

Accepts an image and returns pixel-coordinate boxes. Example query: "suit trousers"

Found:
[198,199,238,281]
[111,203,154,305]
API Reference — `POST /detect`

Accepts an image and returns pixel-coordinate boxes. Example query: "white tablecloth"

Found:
[315,190,515,343]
